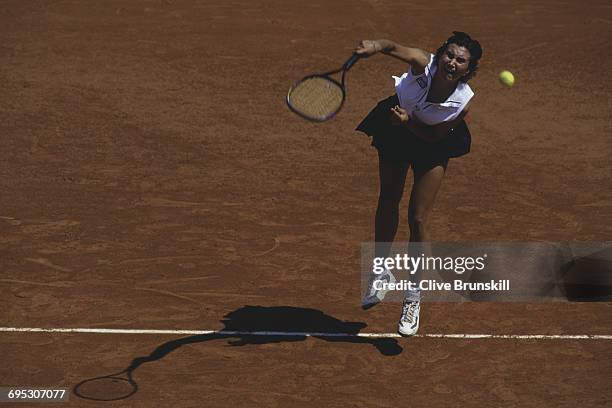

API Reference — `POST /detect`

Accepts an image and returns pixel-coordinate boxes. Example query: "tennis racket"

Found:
[287,53,361,122]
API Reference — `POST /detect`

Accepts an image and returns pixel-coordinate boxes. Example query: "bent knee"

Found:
[408,214,428,231]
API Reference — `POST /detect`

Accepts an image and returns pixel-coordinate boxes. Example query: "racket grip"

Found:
[344,53,361,71]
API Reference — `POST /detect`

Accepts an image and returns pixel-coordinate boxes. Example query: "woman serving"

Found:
[356,32,483,336]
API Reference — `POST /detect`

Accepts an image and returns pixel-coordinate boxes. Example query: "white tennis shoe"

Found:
[398,299,420,336]
[362,269,396,310]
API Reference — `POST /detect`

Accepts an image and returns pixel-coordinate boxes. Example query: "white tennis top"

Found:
[393,53,474,125]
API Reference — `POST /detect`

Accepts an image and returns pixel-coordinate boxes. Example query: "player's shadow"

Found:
[133,306,401,359]
[74,306,402,401]
[218,305,402,353]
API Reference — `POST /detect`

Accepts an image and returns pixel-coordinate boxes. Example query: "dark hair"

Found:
[435,31,483,83]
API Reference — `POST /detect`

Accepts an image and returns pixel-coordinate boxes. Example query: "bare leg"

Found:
[407,162,448,242]
[362,152,409,310]
[375,152,409,258]
[402,162,448,303]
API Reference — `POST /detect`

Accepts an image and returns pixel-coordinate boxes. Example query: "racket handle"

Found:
[343,53,361,71]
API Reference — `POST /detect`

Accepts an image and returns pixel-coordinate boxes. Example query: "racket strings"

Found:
[288,77,344,120]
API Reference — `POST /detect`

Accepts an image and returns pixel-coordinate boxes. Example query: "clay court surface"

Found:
[1,0,612,406]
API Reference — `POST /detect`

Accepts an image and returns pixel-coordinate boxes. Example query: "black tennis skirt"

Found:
[356,94,471,166]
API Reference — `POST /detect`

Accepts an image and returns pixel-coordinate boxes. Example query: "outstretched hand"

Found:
[354,40,381,57]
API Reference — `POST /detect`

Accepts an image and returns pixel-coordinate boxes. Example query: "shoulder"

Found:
[410,51,434,75]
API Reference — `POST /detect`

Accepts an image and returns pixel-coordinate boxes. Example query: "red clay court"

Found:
[1,0,611,406]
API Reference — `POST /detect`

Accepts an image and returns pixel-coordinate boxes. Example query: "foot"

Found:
[362,269,396,310]
[397,299,420,336]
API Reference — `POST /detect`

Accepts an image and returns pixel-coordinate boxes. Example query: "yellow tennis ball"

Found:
[499,70,515,87]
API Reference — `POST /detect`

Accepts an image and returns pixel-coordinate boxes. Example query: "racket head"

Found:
[286,75,346,122]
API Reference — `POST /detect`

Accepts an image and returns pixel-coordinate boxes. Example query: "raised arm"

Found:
[355,39,430,74]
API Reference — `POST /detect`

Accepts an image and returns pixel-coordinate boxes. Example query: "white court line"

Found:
[1,327,611,340]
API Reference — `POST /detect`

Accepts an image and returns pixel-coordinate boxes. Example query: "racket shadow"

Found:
[73,306,401,401]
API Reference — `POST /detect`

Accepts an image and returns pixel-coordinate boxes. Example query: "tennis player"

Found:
[356,32,483,336]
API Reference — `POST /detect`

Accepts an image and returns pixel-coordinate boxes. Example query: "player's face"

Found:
[438,43,471,82]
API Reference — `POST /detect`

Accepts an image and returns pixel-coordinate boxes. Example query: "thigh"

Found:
[408,160,448,217]
[378,151,410,202]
